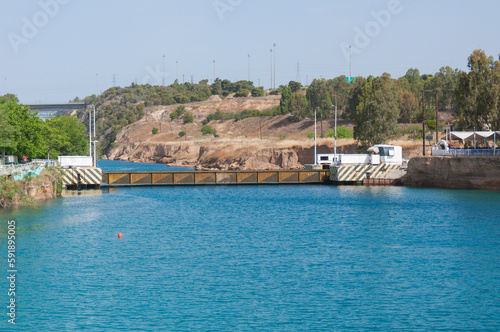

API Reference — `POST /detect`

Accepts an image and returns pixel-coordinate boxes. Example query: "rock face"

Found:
[107,141,360,171]
[403,157,500,190]
[0,169,60,208]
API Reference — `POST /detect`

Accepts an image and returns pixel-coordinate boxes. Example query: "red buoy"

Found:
[118,232,122,239]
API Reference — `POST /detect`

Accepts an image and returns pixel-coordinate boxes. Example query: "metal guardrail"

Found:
[0,161,59,177]
[448,149,497,157]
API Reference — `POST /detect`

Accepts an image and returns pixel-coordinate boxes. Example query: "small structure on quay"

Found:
[308,144,407,185]
[432,131,499,157]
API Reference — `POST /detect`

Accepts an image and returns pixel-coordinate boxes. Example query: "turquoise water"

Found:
[0,161,499,331]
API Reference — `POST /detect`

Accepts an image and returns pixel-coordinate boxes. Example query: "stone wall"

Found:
[403,156,500,190]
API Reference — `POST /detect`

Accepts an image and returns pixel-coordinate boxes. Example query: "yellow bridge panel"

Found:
[216,172,237,184]
[299,171,320,183]
[108,173,130,185]
[130,173,152,185]
[237,172,258,183]
[152,173,173,184]
[174,172,195,184]
[258,172,278,183]
[279,171,299,183]
[195,172,216,184]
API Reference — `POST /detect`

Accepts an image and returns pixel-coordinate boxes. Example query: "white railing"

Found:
[0,160,58,177]
[432,148,497,157]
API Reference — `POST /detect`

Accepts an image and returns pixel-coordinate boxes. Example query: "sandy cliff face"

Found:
[403,157,500,190]
[107,137,362,171]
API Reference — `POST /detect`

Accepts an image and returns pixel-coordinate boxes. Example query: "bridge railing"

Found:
[0,160,58,177]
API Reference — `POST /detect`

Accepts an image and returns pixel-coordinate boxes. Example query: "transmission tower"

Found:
[296,61,301,84]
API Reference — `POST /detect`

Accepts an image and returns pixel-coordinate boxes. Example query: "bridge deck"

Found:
[102,170,330,186]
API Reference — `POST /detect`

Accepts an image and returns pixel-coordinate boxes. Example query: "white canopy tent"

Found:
[448,131,499,155]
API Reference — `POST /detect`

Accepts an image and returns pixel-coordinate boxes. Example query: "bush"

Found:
[183,111,194,124]
[306,131,315,139]
[326,126,353,139]
[176,105,186,116]
[152,127,159,135]
[213,133,220,138]
[169,110,178,121]
[178,130,186,137]
[235,89,250,97]
[201,125,216,135]
[251,87,265,97]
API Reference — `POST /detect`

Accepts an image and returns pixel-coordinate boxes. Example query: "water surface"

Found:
[0,161,499,331]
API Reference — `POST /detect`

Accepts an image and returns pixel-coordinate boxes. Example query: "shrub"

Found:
[169,110,178,121]
[278,132,288,140]
[176,105,186,114]
[306,131,315,139]
[201,125,216,135]
[251,87,265,97]
[235,89,250,97]
[152,127,159,135]
[326,126,353,139]
[178,130,186,137]
[213,133,220,138]
[183,111,194,124]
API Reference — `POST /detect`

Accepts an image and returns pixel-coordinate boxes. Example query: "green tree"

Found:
[235,89,250,97]
[289,92,308,121]
[288,81,302,93]
[182,111,194,124]
[353,74,400,147]
[45,115,88,158]
[0,98,48,159]
[279,86,292,114]
[0,107,16,153]
[152,127,159,134]
[454,49,500,130]
[398,88,419,123]
[251,87,265,97]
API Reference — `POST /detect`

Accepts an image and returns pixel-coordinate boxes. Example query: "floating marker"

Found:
[118,232,122,239]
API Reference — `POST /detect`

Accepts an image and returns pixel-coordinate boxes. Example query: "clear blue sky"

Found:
[1,0,499,103]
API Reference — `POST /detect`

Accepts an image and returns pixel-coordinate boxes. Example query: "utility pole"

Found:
[349,45,352,82]
[314,107,318,165]
[93,105,97,167]
[96,73,99,95]
[89,106,92,157]
[176,61,179,82]
[422,90,426,156]
[213,60,216,83]
[162,54,165,87]
[260,118,263,140]
[436,90,439,145]
[334,99,338,163]
[270,49,273,89]
[248,54,250,82]
[273,43,276,89]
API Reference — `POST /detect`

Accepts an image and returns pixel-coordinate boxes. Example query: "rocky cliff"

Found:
[106,138,360,171]
[0,168,62,207]
[403,156,500,190]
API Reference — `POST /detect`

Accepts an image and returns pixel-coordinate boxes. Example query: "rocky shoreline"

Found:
[0,168,62,208]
